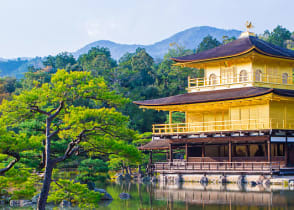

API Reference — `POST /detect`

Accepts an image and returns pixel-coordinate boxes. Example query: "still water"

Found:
[96,182,294,210]
[1,182,294,209]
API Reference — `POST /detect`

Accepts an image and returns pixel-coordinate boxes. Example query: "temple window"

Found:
[255,69,262,82]
[282,73,288,84]
[239,70,248,82]
[209,73,217,85]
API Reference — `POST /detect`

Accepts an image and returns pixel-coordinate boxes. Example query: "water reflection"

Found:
[100,181,294,210]
[155,182,294,208]
[1,181,293,209]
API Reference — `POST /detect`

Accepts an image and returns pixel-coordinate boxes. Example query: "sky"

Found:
[0,0,293,58]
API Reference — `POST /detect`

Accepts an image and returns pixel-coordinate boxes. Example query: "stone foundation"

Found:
[158,173,293,185]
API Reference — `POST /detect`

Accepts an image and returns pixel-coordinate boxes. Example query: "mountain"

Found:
[0,57,43,78]
[0,26,241,78]
[73,26,242,60]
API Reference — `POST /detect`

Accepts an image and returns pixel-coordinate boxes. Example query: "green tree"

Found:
[78,47,117,79]
[77,158,109,183]
[47,179,102,208]
[196,35,221,53]
[43,52,76,70]
[0,122,41,175]
[266,25,291,47]
[0,70,141,209]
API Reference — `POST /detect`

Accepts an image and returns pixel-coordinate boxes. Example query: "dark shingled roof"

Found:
[133,87,294,106]
[171,36,294,63]
[139,139,169,150]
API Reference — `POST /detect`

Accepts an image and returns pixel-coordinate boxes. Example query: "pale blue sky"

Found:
[0,0,293,58]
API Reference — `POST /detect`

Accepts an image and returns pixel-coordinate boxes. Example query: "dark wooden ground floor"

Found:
[142,135,294,174]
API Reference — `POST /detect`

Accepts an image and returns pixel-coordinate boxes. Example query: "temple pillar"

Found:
[169,111,172,124]
[149,150,153,164]
[246,143,250,157]
[185,144,188,161]
[201,144,205,158]
[285,137,288,166]
[267,140,271,162]
[229,141,232,162]
[169,144,173,162]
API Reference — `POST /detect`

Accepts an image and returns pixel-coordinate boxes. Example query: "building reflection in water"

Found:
[153,182,294,208]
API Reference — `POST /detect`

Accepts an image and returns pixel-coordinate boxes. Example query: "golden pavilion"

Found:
[134,26,294,175]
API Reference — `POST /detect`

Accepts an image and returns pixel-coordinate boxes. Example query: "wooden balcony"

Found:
[152,119,294,135]
[188,72,294,92]
[152,161,281,174]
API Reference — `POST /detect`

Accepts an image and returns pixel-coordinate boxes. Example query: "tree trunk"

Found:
[39,147,46,169]
[37,162,54,210]
[138,165,142,175]
[37,118,53,210]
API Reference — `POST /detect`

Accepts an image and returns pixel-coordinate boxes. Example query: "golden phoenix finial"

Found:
[245,21,254,32]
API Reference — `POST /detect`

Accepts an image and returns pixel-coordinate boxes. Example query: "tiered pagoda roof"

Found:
[171,36,294,63]
[134,87,294,106]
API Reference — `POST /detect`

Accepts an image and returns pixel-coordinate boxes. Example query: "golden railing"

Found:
[188,73,294,89]
[152,119,294,135]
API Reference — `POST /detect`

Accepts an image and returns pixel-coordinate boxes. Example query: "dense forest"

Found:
[0,25,293,208]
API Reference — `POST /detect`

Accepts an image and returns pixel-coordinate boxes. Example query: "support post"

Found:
[285,137,288,166]
[246,143,250,157]
[267,140,271,162]
[169,111,172,124]
[201,144,205,158]
[185,144,188,161]
[169,144,173,162]
[229,141,232,162]
[149,150,153,164]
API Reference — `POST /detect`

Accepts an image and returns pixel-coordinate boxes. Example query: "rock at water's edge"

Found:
[31,194,40,204]
[94,188,113,200]
[10,200,33,207]
[119,192,131,200]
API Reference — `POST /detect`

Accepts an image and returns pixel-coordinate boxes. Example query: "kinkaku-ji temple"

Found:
[134,24,294,176]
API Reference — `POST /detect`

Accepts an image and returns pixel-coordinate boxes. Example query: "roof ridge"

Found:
[133,87,280,106]
[253,36,294,57]
[248,36,255,47]
[172,36,294,63]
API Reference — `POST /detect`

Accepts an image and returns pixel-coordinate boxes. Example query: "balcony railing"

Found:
[188,73,294,91]
[152,119,294,135]
[152,161,281,174]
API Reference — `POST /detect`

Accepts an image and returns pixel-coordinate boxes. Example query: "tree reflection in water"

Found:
[95,181,294,210]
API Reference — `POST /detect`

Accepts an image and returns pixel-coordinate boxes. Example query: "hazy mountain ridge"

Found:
[73,26,242,60]
[0,57,43,78]
[0,26,241,78]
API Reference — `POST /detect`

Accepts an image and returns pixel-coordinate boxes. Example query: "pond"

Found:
[1,181,294,209]
[96,181,294,210]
